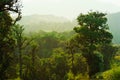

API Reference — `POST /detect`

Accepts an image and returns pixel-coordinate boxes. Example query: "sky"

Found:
[22,0,120,19]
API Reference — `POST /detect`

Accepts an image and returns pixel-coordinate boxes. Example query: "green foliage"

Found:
[73,11,113,77]
[0,0,21,13]
[18,13,120,43]
[67,71,89,80]
[21,46,89,80]
[0,0,21,78]
[12,24,24,40]
[1,9,119,80]
[101,67,120,80]
[99,44,118,70]
[74,11,113,45]
[49,48,69,80]
[70,53,89,75]
[0,11,15,79]
[26,31,75,58]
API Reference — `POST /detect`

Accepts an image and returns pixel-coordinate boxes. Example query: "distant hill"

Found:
[107,12,120,43]
[18,13,120,43]
[18,15,77,32]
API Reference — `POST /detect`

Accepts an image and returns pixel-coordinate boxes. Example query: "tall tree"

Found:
[74,11,113,77]
[12,24,24,79]
[0,11,15,79]
[0,0,22,79]
[66,37,79,75]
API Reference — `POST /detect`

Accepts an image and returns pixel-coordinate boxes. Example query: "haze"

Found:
[22,0,120,19]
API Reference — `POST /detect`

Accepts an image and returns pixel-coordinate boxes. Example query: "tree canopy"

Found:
[0,0,21,12]
[73,11,113,77]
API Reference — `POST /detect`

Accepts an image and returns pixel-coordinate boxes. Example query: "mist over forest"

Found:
[19,12,120,43]
[1,0,120,80]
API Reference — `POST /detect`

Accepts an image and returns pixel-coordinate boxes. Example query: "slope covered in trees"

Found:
[18,13,120,43]
[18,15,77,32]
[1,1,120,79]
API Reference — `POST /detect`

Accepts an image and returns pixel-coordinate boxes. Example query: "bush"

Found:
[67,70,89,80]
[102,67,120,80]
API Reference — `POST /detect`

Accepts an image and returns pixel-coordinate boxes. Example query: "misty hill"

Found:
[18,13,120,43]
[18,15,77,32]
[107,12,120,43]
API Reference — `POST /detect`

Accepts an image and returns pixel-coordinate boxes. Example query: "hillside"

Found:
[18,13,120,43]
[18,15,77,32]
[107,12,120,43]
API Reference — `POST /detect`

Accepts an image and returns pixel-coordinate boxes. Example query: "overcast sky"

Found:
[22,0,120,19]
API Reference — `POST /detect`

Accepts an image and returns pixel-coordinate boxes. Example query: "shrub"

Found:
[102,67,120,80]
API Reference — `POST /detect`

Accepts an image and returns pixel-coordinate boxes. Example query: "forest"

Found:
[0,0,120,80]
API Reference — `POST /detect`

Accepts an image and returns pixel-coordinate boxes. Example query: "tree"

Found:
[102,66,120,80]
[67,53,89,80]
[12,24,24,79]
[49,48,69,80]
[0,11,15,79]
[66,36,80,76]
[32,31,61,58]
[27,41,38,80]
[0,0,22,24]
[0,0,21,12]
[74,11,113,77]
[99,44,118,70]
[0,0,22,77]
